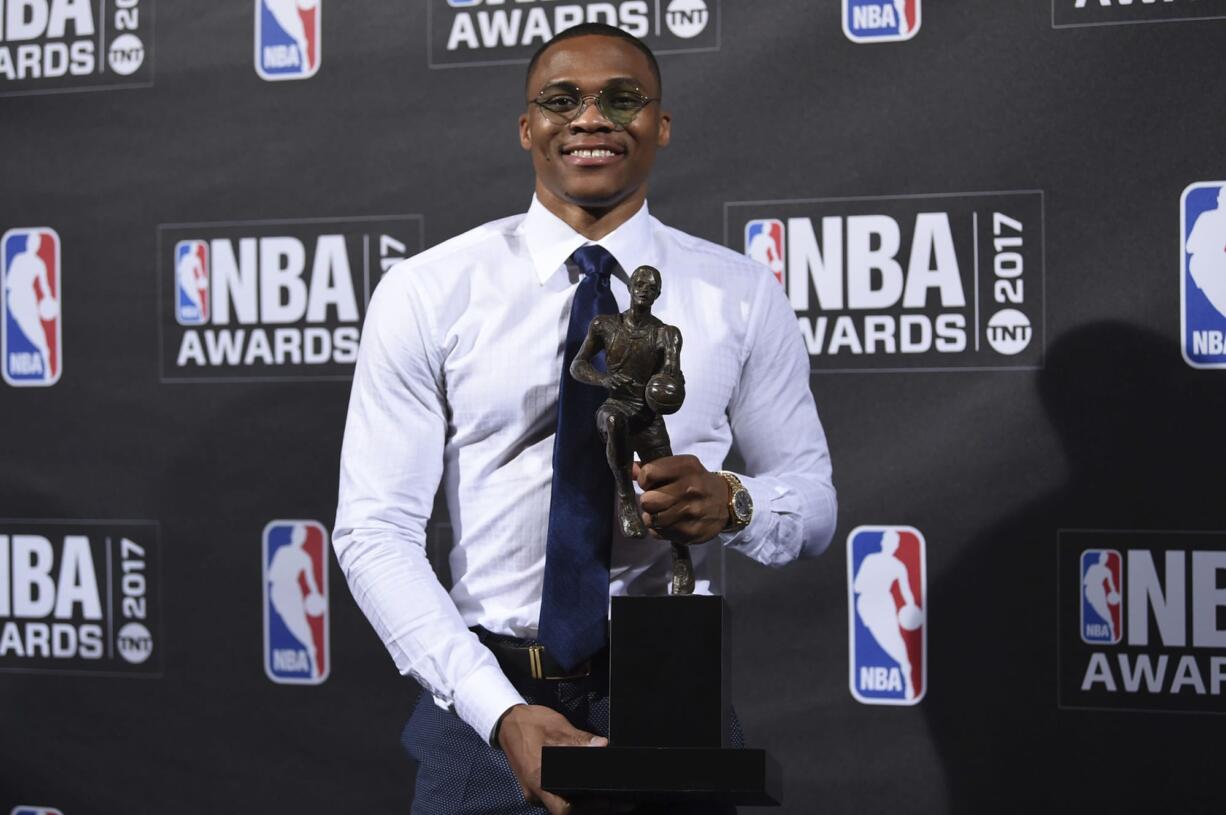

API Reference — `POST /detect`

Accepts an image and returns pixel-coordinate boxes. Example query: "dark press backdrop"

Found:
[2,1,1225,813]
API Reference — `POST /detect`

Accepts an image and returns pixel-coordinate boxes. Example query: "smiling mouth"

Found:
[561,145,625,166]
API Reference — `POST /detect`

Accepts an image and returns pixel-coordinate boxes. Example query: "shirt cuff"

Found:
[716,471,802,566]
[451,661,527,746]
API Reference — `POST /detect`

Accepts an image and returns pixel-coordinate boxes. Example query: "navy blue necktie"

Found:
[538,245,620,672]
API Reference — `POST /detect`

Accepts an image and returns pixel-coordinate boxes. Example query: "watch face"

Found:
[733,489,753,522]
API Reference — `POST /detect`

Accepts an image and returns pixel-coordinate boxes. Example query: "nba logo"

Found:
[847,525,926,705]
[11,808,64,815]
[263,520,330,684]
[843,0,921,43]
[1080,549,1122,645]
[1181,181,1226,368]
[174,240,209,326]
[744,219,785,286]
[2,227,61,387]
[255,0,321,81]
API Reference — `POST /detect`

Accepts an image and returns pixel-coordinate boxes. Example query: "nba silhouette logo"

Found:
[263,520,330,684]
[843,0,921,43]
[847,525,926,705]
[1080,549,1122,645]
[174,240,209,326]
[2,227,61,387]
[255,0,321,81]
[744,219,785,286]
[1180,181,1226,368]
[11,807,64,815]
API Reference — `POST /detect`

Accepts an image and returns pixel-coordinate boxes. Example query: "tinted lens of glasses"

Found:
[535,84,651,127]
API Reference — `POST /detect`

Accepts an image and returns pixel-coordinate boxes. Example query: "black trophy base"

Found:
[542,596,782,807]
[541,746,781,806]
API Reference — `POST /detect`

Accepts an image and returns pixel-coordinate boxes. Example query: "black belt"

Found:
[473,627,604,682]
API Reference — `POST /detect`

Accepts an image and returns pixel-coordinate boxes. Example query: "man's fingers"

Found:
[649,521,703,544]
[644,501,693,530]
[638,489,672,514]
[562,732,601,747]
[542,725,608,749]
[638,454,702,488]
[566,729,607,747]
[539,789,573,815]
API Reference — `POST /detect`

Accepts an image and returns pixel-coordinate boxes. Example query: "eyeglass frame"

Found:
[526,82,660,128]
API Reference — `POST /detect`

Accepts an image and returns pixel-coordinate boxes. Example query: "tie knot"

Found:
[571,245,618,282]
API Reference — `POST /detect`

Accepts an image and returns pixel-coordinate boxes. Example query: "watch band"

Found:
[717,470,751,532]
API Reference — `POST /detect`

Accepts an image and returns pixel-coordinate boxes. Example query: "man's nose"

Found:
[569,97,615,130]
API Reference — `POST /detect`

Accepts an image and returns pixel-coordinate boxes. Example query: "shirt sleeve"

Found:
[332,269,525,744]
[720,269,838,565]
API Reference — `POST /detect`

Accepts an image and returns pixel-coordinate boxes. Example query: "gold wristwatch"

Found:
[717,471,753,532]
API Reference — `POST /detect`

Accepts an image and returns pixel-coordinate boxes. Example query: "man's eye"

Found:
[608,93,643,111]
[540,95,579,112]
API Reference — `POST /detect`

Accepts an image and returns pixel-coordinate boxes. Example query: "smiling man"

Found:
[333,23,837,815]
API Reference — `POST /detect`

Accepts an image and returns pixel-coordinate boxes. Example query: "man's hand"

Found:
[635,455,730,545]
[496,704,608,815]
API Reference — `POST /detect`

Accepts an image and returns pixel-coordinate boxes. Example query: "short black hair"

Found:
[525,23,662,97]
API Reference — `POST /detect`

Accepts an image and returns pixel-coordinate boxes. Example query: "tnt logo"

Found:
[263,520,329,684]
[2,228,61,387]
[174,240,209,326]
[255,0,320,81]
[664,0,709,38]
[1181,182,1226,368]
[11,806,64,815]
[844,0,920,43]
[848,526,926,704]
[1080,549,1122,644]
[744,219,785,285]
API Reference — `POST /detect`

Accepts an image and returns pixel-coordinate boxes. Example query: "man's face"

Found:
[519,35,670,210]
[630,267,660,308]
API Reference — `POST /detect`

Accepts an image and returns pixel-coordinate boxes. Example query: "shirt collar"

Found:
[522,195,658,285]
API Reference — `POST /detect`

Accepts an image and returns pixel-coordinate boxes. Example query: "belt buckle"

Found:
[527,645,590,681]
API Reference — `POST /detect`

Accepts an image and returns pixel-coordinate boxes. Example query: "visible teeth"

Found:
[572,149,614,158]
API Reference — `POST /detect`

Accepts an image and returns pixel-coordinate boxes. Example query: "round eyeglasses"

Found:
[528,83,659,128]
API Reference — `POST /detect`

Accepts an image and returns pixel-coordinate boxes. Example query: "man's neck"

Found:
[535,183,647,240]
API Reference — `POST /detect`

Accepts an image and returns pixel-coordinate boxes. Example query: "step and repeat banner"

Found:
[2,1,1224,813]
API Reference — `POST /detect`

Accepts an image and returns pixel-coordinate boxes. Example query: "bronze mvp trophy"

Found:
[541,266,781,807]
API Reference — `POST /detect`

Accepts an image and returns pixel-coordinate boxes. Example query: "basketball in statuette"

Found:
[645,373,685,415]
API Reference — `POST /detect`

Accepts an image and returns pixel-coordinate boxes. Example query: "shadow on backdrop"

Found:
[924,321,1224,814]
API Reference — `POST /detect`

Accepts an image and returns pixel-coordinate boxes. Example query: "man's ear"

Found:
[519,113,532,151]
[657,111,671,148]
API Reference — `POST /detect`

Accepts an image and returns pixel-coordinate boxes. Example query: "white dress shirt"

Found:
[333,197,837,743]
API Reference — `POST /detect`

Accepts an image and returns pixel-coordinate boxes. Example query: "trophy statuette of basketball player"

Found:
[550,268,780,807]
[568,264,695,595]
